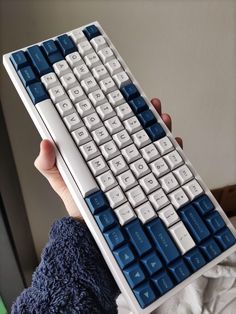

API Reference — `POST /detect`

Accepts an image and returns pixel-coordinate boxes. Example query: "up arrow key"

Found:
[144,291,149,298]
[134,272,140,278]
[151,262,156,268]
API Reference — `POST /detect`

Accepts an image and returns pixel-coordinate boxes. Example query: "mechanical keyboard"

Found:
[3,21,236,314]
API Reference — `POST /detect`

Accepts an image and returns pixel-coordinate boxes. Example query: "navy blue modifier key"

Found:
[85,190,109,214]
[95,208,117,232]
[113,244,135,269]
[26,82,49,104]
[184,248,206,271]
[57,34,77,56]
[42,40,63,64]
[214,227,236,250]
[193,195,214,216]
[138,110,157,128]
[133,282,156,308]
[146,218,180,264]
[141,252,162,276]
[180,204,210,243]
[10,51,28,70]
[120,84,140,101]
[123,263,145,288]
[168,258,191,284]
[104,226,125,250]
[205,211,225,233]
[152,270,174,295]
[125,220,152,256]
[146,123,166,141]
[27,46,52,76]
[18,66,37,87]
[83,24,101,40]
[129,97,148,114]
[199,238,221,261]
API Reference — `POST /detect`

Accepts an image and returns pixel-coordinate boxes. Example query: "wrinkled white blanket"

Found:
[117,217,236,314]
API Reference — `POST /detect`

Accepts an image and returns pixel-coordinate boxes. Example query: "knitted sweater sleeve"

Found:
[11,217,119,314]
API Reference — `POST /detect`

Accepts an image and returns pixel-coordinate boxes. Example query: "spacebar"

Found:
[36,99,99,197]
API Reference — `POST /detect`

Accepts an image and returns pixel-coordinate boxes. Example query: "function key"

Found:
[184,248,206,271]
[138,110,157,128]
[120,84,140,101]
[57,34,77,56]
[27,45,52,76]
[205,211,225,233]
[199,238,221,261]
[214,227,236,250]
[129,97,148,114]
[113,244,135,269]
[18,66,37,87]
[41,39,63,64]
[152,270,174,295]
[26,82,49,104]
[193,195,214,216]
[83,24,101,40]
[10,51,28,70]
[168,258,191,283]
[85,190,109,214]
[90,35,107,52]
[146,123,166,142]
[133,282,156,308]
[123,262,145,288]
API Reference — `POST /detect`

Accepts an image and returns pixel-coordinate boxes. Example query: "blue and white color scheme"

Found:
[3,22,236,314]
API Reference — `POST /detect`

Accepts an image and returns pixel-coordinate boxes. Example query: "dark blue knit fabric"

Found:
[12,217,119,313]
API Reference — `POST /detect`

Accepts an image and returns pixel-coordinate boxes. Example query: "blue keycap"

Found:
[199,238,221,261]
[168,258,190,284]
[26,82,49,104]
[193,195,214,216]
[123,263,145,288]
[95,208,117,232]
[129,97,148,113]
[184,248,206,271]
[10,51,28,70]
[141,252,162,276]
[146,219,180,264]
[18,66,37,87]
[83,24,101,40]
[133,282,156,308]
[104,226,125,250]
[205,211,225,233]
[113,244,135,269]
[152,270,174,295]
[125,220,152,256]
[180,205,210,243]
[138,110,157,127]
[85,191,109,214]
[57,34,77,56]
[27,46,52,76]
[120,84,140,101]
[214,227,236,250]
[42,40,63,64]
[146,123,166,141]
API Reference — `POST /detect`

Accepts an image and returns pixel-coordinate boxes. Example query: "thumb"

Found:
[34,139,56,174]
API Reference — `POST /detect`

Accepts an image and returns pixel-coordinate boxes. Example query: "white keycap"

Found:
[99,76,116,94]
[63,112,83,131]
[41,72,59,89]
[92,126,111,145]
[113,71,131,88]
[96,170,117,192]
[83,112,102,131]
[132,130,151,149]
[81,76,98,93]
[155,136,174,155]
[84,52,101,69]
[75,99,94,117]
[113,130,132,149]
[74,63,90,81]
[88,89,107,107]
[139,173,159,194]
[130,158,150,179]
[56,98,75,117]
[158,204,179,227]
[135,202,157,224]
[88,155,109,176]
[124,116,142,134]
[149,189,170,211]
[115,103,133,120]
[72,126,91,146]
[159,173,179,193]
[169,188,189,209]
[127,186,147,207]
[106,59,122,76]
[92,64,109,81]
[169,221,195,254]
[71,29,86,44]
[68,85,86,104]
[49,85,67,103]
[80,141,100,161]
[53,60,71,77]
[60,72,77,90]
[164,150,184,170]
[115,203,136,225]
[117,170,137,191]
[141,144,160,163]
[121,144,141,163]
[77,40,94,56]
[98,47,114,63]
[173,165,194,185]
[90,35,107,52]
[150,157,169,178]
[107,90,125,107]
[109,155,128,176]
[105,116,123,135]
[100,140,119,160]
[96,102,115,120]
[183,179,203,200]
[66,51,83,68]
[106,186,126,208]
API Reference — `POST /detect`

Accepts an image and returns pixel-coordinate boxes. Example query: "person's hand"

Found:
[34,98,183,219]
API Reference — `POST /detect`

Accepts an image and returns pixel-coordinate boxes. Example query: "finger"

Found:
[161,113,172,131]
[175,137,183,149]
[34,140,56,172]
[151,98,162,115]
